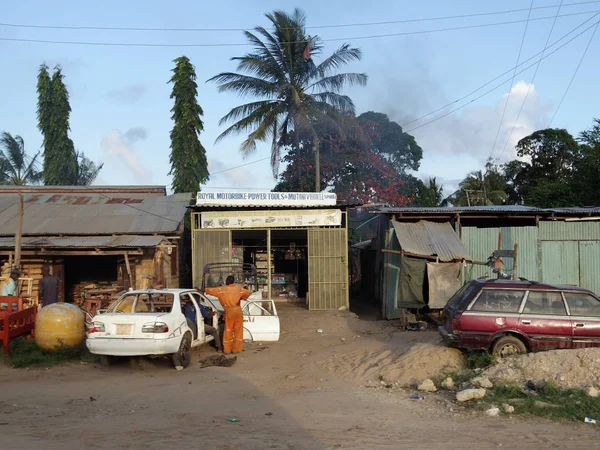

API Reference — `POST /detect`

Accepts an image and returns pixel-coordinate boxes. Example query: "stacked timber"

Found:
[72,281,125,306]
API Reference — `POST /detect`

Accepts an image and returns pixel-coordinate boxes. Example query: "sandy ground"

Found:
[2,303,600,450]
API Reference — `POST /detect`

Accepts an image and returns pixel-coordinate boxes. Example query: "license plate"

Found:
[115,324,133,335]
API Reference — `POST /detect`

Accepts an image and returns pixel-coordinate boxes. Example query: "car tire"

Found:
[172,332,192,370]
[492,336,527,358]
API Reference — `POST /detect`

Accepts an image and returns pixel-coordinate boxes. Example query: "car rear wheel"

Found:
[492,336,527,358]
[172,332,192,370]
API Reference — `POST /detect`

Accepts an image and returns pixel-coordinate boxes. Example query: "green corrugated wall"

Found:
[461,221,600,294]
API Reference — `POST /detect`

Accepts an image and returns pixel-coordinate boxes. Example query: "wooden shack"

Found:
[0,186,191,307]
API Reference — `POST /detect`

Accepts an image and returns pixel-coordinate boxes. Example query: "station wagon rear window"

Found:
[469,289,525,313]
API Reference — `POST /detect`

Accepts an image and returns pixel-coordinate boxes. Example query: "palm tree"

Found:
[416,177,445,207]
[209,9,367,191]
[0,132,42,185]
[450,170,507,206]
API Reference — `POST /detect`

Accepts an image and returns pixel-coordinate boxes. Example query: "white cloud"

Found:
[107,84,146,104]
[100,128,151,182]
[389,80,553,164]
[207,158,256,188]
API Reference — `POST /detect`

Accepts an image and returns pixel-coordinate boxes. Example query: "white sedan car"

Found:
[86,288,280,369]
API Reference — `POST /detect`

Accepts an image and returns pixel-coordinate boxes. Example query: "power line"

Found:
[497,1,565,162]
[489,0,535,162]
[2,2,598,32]
[547,19,600,126]
[1,10,599,48]
[402,14,600,133]
[399,11,600,129]
[210,157,271,176]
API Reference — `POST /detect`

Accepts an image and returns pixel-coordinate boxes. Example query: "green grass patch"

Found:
[478,383,600,422]
[464,350,496,370]
[0,337,94,368]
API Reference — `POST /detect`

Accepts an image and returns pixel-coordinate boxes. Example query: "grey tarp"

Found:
[427,262,461,309]
[398,257,427,308]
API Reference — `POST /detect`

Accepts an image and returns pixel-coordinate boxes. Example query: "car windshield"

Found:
[107,293,175,313]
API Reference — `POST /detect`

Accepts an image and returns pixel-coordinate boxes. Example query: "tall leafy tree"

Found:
[0,132,42,185]
[37,64,103,186]
[37,64,78,185]
[572,119,600,206]
[274,112,421,205]
[209,9,367,191]
[168,56,209,194]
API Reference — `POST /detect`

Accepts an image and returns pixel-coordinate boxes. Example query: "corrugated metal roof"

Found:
[0,235,166,248]
[391,220,471,262]
[0,192,191,236]
[377,206,600,215]
[0,185,166,195]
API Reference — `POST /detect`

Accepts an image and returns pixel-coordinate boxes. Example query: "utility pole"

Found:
[14,191,23,269]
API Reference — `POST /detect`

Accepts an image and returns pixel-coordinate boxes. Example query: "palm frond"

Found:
[215,102,284,143]
[311,92,355,113]
[208,72,279,98]
[0,132,25,173]
[314,44,363,78]
[218,100,280,127]
[308,73,368,92]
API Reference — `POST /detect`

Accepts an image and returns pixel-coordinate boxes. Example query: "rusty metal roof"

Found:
[0,191,192,236]
[391,220,471,262]
[0,235,166,248]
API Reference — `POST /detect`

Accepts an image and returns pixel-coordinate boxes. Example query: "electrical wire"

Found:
[497,0,565,162]
[1,2,598,32]
[210,157,271,176]
[399,11,600,129]
[403,14,600,133]
[1,10,599,48]
[489,0,535,162]
[547,19,600,126]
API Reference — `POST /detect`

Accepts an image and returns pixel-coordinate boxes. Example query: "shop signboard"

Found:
[196,191,337,207]
[201,209,342,229]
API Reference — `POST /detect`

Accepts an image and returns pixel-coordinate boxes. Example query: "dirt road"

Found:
[1,304,599,449]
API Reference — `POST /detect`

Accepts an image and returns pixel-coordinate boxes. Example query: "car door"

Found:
[518,290,572,351]
[461,288,525,349]
[563,291,600,348]
[241,300,280,342]
[182,293,206,344]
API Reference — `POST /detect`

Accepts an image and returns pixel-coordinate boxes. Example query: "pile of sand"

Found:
[322,343,464,386]
[484,348,600,389]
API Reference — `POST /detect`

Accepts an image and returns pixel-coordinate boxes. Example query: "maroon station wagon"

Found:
[439,279,600,357]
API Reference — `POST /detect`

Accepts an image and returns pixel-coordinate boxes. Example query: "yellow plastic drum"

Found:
[35,303,85,351]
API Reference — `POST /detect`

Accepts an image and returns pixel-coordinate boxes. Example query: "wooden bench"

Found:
[0,296,37,355]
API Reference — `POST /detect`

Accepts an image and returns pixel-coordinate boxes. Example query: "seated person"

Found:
[183,299,222,352]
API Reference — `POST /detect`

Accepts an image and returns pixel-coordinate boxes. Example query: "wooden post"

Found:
[512,244,519,280]
[14,192,23,269]
[124,251,133,289]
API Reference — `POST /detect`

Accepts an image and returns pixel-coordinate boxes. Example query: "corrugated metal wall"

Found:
[307,228,348,310]
[192,230,231,287]
[461,226,539,280]
[462,222,600,294]
[579,241,600,294]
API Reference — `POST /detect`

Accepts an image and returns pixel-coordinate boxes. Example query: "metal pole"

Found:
[15,192,23,269]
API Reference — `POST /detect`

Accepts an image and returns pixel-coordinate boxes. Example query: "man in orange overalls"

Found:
[205,275,251,354]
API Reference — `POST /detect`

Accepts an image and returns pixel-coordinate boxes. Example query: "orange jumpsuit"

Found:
[205,284,251,354]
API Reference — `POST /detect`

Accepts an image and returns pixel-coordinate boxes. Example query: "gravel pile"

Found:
[484,348,600,389]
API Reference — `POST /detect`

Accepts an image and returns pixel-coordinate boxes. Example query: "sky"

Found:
[1,0,599,197]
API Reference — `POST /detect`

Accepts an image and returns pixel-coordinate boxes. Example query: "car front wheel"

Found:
[492,336,527,358]
[172,332,192,370]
